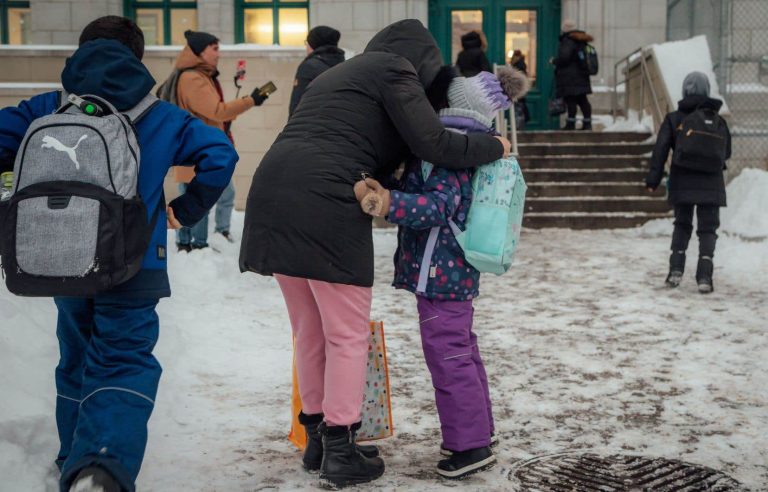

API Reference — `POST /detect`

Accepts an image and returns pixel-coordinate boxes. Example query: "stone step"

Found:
[518,142,654,157]
[517,131,651,144]
[523,212,672,229]
[523,169,648,182]
[527,183,663,198]
[519,156,649,170]
[525,197,670,213]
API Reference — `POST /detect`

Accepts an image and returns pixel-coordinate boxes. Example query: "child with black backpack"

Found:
[646,71,732,293]
[0,16,238,492]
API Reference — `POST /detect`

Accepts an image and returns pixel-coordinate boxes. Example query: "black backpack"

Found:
[579,44,599,76]
[673,107,729,173]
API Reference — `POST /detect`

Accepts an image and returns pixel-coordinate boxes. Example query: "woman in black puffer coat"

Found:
[456,30,492,77]
[553,19,593,130]
[239,19,508,487]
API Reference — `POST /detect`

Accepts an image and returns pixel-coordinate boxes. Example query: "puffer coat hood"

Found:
[62,39,156,111]
[365,19,442,89]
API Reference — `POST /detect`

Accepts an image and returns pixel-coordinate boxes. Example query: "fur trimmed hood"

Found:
[564,30,594,43]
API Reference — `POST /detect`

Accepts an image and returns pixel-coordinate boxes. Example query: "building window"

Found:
[236,0,309,46]
[0,1,31,45]
[125,0,197,46]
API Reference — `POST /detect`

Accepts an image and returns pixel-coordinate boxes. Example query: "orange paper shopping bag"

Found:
[289,321,394,449]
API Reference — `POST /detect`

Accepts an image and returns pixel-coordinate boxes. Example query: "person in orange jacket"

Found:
[173,30,268,251]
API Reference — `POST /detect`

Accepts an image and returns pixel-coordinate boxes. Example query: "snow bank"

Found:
[650,36,730,114]
[639,168,768,240]
[721,168,768,238]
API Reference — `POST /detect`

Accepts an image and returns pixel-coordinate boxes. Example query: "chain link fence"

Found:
[668,0,768,178]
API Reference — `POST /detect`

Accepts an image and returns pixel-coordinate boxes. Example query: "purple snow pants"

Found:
[416,296,494,452]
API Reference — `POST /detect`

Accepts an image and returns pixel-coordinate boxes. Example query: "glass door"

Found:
[428,0,562,130]
[449,9,484,66]
[505,10,537,86]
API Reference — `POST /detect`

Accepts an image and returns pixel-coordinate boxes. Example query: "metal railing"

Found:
[611,47,665,132]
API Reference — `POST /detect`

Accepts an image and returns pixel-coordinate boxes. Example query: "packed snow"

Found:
[595,109,655,134]
[650,36,730,115]
[1,174,767,490]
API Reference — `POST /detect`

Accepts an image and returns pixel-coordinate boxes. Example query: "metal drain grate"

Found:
[509,453,746,491]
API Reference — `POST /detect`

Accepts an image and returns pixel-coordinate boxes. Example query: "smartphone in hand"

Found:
[259,81,278,97]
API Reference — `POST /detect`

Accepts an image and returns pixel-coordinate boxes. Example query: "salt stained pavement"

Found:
[1,171,766,491]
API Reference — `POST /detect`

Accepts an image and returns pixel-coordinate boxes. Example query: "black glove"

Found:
[250,90,268,106]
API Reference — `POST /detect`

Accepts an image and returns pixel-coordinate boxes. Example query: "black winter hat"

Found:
[306,26,340,49]
[184,30,219,56]
[460,31,482,50]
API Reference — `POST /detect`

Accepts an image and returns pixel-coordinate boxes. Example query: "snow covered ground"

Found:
[1,176,767,491]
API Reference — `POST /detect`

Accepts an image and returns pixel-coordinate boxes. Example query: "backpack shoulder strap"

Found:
[124,94,160,124]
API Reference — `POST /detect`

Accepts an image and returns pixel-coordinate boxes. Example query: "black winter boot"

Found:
[696,256,714,294]
[562,118,576,130]
[300,412,325,472]
[666,250,686,288]
[300,412,380,472]
[580,118,592,130]
[319,423,385,488]
[69,466,120,492]
[437,446,496,479]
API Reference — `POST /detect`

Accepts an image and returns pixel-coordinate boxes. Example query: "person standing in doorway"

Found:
[289,26,345,117]
[509,49,530,128]
[553,19,593,130]
[173,30,269,251]
[456,30,492,77]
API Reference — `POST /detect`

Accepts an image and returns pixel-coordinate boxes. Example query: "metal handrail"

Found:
[612,47,665,132]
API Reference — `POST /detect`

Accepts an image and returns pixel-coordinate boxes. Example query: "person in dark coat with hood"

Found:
[509,49,530,127]
[0,16,237,492]
[289,25,345,116]
[646,71,731,293]
[239,19,509,488]
[456,30,492,77]
[553,19,593,130]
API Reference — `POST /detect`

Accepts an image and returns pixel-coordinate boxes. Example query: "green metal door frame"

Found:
[234,1,310,45]
[0,0,30,45]
[428,0,561,130]
[124,0,197,45]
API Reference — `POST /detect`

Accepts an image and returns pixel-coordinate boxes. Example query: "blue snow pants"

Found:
[53,297,162,492]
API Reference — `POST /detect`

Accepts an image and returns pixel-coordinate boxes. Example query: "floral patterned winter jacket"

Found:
[387,111,493,300]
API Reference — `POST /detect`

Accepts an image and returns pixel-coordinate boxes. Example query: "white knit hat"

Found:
[447,71,512,121]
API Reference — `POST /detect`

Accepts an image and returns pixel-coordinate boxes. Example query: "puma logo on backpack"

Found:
[0,92,160,297]
[41,134,88,169]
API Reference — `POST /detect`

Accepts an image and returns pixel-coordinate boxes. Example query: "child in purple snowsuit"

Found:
[360,69,516,479]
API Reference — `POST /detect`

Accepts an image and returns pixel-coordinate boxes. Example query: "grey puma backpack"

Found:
[0,92,159,297]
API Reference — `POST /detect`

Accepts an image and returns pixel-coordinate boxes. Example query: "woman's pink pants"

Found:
[276,274,372,426]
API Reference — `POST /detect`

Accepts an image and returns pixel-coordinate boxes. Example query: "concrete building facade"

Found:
[0,0,765,206]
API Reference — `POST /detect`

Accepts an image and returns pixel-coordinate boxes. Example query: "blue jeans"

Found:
[176,181,235,247]
[54,297,162,492]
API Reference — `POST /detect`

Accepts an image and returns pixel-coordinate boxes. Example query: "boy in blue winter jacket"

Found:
[357,69,519,480]
[0,17,238,492]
